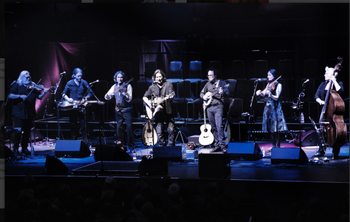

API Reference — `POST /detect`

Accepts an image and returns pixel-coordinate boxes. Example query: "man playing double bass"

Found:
[314,66,345,159]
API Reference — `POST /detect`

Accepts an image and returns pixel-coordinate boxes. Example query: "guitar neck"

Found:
[203,106,207,126]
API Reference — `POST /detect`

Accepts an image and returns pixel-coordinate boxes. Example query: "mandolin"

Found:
[203,80,230,107]
[141,120,158,146]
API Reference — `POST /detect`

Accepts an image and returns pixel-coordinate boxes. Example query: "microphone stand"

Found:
[54,74,64,140]
[150,94,157,150]
[248,81,259,142]
[292,86,305,150]
[98,119,105,175]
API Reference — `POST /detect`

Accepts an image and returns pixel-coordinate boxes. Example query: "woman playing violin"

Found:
[256,69,288,148]
[8,70,50,156]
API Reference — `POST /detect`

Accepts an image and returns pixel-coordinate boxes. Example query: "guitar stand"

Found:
[175,126,186,145]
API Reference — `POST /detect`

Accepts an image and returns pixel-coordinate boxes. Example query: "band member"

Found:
[8,70,50,156]
[314,66,344,158]
[200,67,229,152]
[143,69,175,147]
[256,69,288,148]
[61,68,92,144]
[104,71,135,153]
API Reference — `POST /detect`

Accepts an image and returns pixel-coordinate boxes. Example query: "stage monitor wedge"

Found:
[153,146,182,162]
[94,145,133,162]
[271,147,308,164]
[227,142,262,160]
[55,140,91,158]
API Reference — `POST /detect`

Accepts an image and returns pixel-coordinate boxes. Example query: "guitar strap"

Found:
[213,80,225,105]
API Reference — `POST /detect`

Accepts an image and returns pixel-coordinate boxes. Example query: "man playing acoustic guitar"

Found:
[143,69,175,147]
[200,67,229,152]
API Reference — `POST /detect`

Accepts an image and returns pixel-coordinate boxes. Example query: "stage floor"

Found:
[4,139,349,184]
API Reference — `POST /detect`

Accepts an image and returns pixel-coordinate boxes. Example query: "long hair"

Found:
[17,70,30,86]
[114,71,127,83]
[152,69,166,82]
[72,68,83,78]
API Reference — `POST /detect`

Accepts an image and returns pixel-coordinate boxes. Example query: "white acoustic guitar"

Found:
[199,103,214,146]
[144,92,175,119]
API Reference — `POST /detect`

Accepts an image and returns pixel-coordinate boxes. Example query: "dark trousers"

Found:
[69,109,87,142]
[115,109,134,150]
[207,104,225,148]
[154,112,175,146]
[12,116,33,150]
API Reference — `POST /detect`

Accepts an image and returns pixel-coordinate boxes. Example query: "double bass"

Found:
[319,56,347,149]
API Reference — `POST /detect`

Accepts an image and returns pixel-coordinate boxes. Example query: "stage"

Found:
[4,138,349,182]
[4,138,349,222]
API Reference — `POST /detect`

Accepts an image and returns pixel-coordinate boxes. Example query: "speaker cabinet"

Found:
[227,142,262,160]
[271,148,308,164]
[45,155,69,174]
[138,158,168,176]
[153,146,182,162]
[55,140,90,158]
[199,153,231,178]
[94,145,133,162]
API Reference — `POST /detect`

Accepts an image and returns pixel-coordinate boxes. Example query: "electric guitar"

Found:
[199,103,214,146]
[144,92,175,119]
[203,81,230,107]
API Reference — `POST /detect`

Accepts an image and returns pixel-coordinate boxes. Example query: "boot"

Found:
[12,147,18,157]
[315,148,325,157]
[22,147,31,155]
[275,132,280,148]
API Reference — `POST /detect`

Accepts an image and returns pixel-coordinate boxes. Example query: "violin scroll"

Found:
[334,56,343,75]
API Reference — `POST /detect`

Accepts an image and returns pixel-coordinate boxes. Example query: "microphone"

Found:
[89,80,99,85]
[302,79,309,85]
[254,78,261,82]
[60,71,66,75]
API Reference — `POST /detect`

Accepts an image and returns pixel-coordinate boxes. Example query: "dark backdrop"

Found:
[4,3,349,121]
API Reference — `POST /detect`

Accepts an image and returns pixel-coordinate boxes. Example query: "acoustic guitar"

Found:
[144,92,175,119]
[199,103,214,146]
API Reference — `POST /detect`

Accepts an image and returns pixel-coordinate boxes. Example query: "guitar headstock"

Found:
[168,91,175,99]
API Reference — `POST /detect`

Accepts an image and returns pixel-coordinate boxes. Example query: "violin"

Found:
[26,82,56,92]
[116,78,134,92]
[256,75,282,98]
